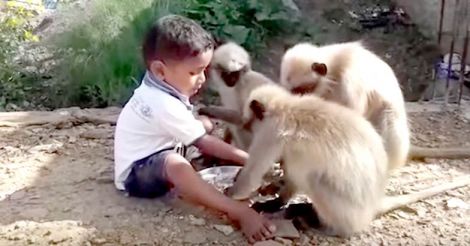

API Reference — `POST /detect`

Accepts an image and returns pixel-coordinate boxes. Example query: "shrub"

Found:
[0,3,40,110]
[46,0,301,108]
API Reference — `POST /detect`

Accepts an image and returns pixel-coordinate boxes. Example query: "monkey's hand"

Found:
[227,172,261,200]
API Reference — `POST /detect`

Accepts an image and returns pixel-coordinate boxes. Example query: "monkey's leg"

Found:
[368,102,410,170]
[228,126,282,200]
[251,177,295,213]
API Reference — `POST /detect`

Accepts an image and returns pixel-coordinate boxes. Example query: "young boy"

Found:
[113,14,276,243]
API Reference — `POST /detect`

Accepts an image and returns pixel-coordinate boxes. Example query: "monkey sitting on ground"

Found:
[280,41,470,167]
[227,83,470,237]
[205,41,275,150]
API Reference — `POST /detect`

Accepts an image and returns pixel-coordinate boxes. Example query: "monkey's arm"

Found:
[228,122,282,200]
[197,106,243,125]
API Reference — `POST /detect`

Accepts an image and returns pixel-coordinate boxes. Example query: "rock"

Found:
[298,234,311,246]
[9,190,26,200]
[274,237,292,245]
[91,238,107,245]
[446,198,469,210]
[80,129,112,139]
[271,219,300,239]
[119,232,134,245]
[254,240,284,246]
[183,230,207,244]
[188,215,206,226]
[213,224,234,236]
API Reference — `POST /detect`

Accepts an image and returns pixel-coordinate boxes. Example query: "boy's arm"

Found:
[193,134,248,166]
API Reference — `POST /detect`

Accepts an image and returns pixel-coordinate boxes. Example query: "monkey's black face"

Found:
[216,64,249,87]
[221,70,242,87]
[291,82,319,95]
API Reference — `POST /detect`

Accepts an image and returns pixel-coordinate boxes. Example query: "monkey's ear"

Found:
[249,100,265,120]
[311,62,327,76]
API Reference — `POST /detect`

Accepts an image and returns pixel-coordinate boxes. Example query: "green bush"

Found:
[0,4,40,110]
[46,0,301,108]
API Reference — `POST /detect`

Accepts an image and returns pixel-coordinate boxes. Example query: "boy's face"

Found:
[151,49,213,97]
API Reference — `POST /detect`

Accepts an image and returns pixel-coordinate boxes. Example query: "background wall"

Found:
[395,0,469,63]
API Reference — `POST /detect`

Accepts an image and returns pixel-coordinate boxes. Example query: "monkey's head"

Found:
[242,84,289,131]
[209,41,251,87]
[280,43,332,96]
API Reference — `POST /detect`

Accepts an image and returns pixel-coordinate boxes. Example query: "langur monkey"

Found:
[205,41,275,150]
[228,83,470,237]
[280,41,470,169]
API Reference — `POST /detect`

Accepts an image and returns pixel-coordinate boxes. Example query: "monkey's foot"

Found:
[285,203,321,230]
[251,197,286,213]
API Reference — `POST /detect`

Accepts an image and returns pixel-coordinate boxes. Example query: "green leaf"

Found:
[222,25,250,44]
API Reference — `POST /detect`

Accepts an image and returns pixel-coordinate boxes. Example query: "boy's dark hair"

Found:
[143,15,215,68]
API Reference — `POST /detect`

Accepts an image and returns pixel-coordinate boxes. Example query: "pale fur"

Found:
[231,84,388,236]
[229,84,470,237]
[280,41,410,171]
[208,41,275,150]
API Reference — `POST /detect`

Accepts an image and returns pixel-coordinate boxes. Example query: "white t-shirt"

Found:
[113,82,206,190]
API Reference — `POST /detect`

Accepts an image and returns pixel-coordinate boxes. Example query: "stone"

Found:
[254,240,284,246]
[271,219,300,239]
[189,215,206,226]
[213,224,234,236]
[274,237,292,245]
[446,198,469,210]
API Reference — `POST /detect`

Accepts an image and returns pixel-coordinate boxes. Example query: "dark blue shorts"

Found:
[123,148,176,198]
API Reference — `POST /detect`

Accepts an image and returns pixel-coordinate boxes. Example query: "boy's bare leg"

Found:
[164,153,276,243]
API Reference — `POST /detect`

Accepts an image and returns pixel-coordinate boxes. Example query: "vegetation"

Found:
[1,0,304,109]
[0,3,41,110]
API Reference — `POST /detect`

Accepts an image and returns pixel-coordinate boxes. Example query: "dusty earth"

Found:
[1,0,469,245]
[0,102,469,246]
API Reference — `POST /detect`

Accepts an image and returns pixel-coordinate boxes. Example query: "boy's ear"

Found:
[150,60,166,80]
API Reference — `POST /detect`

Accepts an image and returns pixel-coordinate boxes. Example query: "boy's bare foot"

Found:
[231,206,276,243]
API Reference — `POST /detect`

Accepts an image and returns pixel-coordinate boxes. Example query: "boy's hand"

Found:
[196,115,214,133]
[194,134,248,166]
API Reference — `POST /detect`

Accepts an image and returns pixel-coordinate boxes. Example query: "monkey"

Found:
[206,41,276,150]
[227,83,470,237]
[279,41,470,168]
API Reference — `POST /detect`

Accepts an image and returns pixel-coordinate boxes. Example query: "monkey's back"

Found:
[273,95,388,235]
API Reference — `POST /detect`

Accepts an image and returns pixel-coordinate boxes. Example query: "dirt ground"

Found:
[1,0,469,245]
[0,102,469,246]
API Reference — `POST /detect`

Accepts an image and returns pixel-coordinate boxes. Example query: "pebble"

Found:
[446,198,469,210]
[213,224,234,236]
[274,237,292,245]
[254,240,284,246]
[271,219,300,239]
[189,215,206,226]
[91,238,107,245]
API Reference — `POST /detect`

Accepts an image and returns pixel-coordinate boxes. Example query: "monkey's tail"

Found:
[377,175,470,216]
[409,146,470,160]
